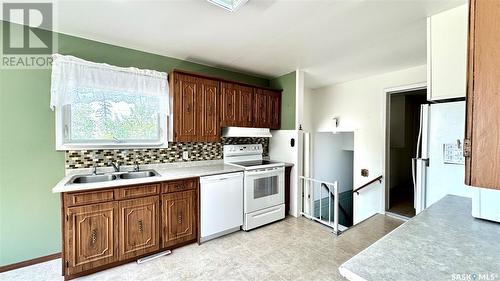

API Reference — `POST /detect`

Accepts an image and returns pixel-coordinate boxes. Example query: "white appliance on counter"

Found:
[224,144,285,230]
[200,172,244,242]
[413,101,473,215]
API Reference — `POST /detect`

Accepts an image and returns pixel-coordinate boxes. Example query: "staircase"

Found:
[313,190,353,227]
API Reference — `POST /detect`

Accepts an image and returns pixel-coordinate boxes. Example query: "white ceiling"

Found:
[7,0,466,88]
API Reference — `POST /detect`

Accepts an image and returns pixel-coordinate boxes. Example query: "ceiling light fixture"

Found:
[207,0,249,12]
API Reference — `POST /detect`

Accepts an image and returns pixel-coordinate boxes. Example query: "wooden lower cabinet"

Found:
[65,202,119,276]
[161,189,197,248]
[118,196,159,260]
[62,179,198,280]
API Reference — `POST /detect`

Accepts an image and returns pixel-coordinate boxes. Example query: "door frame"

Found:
[382,82,427,212]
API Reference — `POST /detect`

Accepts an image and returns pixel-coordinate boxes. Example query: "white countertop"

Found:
[52,160,244,193]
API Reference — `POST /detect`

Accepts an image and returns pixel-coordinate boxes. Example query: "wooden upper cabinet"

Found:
[198,78,220,142]
[465,0,500,189]
[221,82,254,127]
[173,70,282,134]
[254,89,270,128]
[238,85,254,127]
[65,202,119,275]
[173,73,198,142]
[254,89,281,129]
[220,82,239,127]
[268,90,282,129]
[118,196,159,260]
[172,71,219,142]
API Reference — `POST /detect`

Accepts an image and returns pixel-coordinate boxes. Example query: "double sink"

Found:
[68,170,160,184]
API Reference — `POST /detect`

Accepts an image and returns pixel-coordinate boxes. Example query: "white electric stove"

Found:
[224,144,285,230]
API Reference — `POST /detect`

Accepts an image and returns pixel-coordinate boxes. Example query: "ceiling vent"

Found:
[207,0,249,12]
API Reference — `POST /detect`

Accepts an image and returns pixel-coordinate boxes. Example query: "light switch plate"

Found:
[182,151,189,160]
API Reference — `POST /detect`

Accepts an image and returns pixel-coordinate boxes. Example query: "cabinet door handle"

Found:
[177,213,183,224]
[90,229,97,245]
[138,220,144,233]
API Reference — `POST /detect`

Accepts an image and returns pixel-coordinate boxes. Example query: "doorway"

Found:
[312,132,354,227]
[386,89,427,218]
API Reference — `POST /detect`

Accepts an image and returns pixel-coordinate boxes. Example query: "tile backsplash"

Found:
[65,137,269,169]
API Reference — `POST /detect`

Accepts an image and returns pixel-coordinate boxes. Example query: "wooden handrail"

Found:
[353,175,383,195]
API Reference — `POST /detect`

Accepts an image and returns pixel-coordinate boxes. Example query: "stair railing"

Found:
[299,176,340,235]
[321,183,352,225]
[352,175,383,195]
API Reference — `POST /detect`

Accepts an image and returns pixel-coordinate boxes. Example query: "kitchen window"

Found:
[50,54,170,150]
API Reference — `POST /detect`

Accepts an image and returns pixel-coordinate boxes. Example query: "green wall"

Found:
[0,21,269,266]
[270,71,296,130]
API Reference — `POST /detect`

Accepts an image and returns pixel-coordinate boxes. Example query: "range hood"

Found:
[222,127,272,138]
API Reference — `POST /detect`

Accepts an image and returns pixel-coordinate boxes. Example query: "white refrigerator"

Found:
[413,101,473,214]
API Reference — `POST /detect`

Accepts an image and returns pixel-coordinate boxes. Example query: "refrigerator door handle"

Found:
[411,158,417,195]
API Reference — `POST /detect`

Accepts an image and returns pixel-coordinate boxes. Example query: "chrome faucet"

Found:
[133,161,140,172]
[108,161,120,172]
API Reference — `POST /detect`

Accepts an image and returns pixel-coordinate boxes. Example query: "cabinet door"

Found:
[465,0,500,189]
[161,190,197,248]
[118,196,159,260]
[198,78,220,142]
[269,91,281,129]
[65,202,118,275]
[428,4,468,100]
[238,85,254,127]
[173,73,198,142]
[254,89,271,128]
[220,82,238,127]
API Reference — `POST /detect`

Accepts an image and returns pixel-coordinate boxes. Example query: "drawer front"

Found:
[115,184,160,200]
[65,189,114,207]
[162,179,197,193]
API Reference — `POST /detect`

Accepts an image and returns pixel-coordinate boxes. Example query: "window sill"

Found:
[56,142,168,151]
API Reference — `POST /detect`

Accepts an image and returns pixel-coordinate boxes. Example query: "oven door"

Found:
[244,167,284,213]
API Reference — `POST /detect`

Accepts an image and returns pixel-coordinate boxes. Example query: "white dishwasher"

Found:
[200,172,244,242]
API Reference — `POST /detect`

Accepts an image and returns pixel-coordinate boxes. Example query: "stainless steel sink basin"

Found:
[71,174,117,184]
[68,170,159,184]
[119,170,159,179]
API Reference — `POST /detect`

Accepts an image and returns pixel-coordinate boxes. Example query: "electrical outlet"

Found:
[361,169,369,177]
[182,151,189,160]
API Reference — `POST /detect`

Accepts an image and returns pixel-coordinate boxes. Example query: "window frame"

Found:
[55,100,169,151]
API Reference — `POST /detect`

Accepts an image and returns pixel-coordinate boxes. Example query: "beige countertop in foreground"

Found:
[52,160,244,193]
[339,195,500,281]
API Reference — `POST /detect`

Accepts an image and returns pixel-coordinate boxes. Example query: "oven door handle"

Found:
[245,168,283,176]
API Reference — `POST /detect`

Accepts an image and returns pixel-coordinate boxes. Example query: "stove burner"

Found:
[231,160,279,167]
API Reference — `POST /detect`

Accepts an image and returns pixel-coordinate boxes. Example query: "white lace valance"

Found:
[50,54,169,114]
